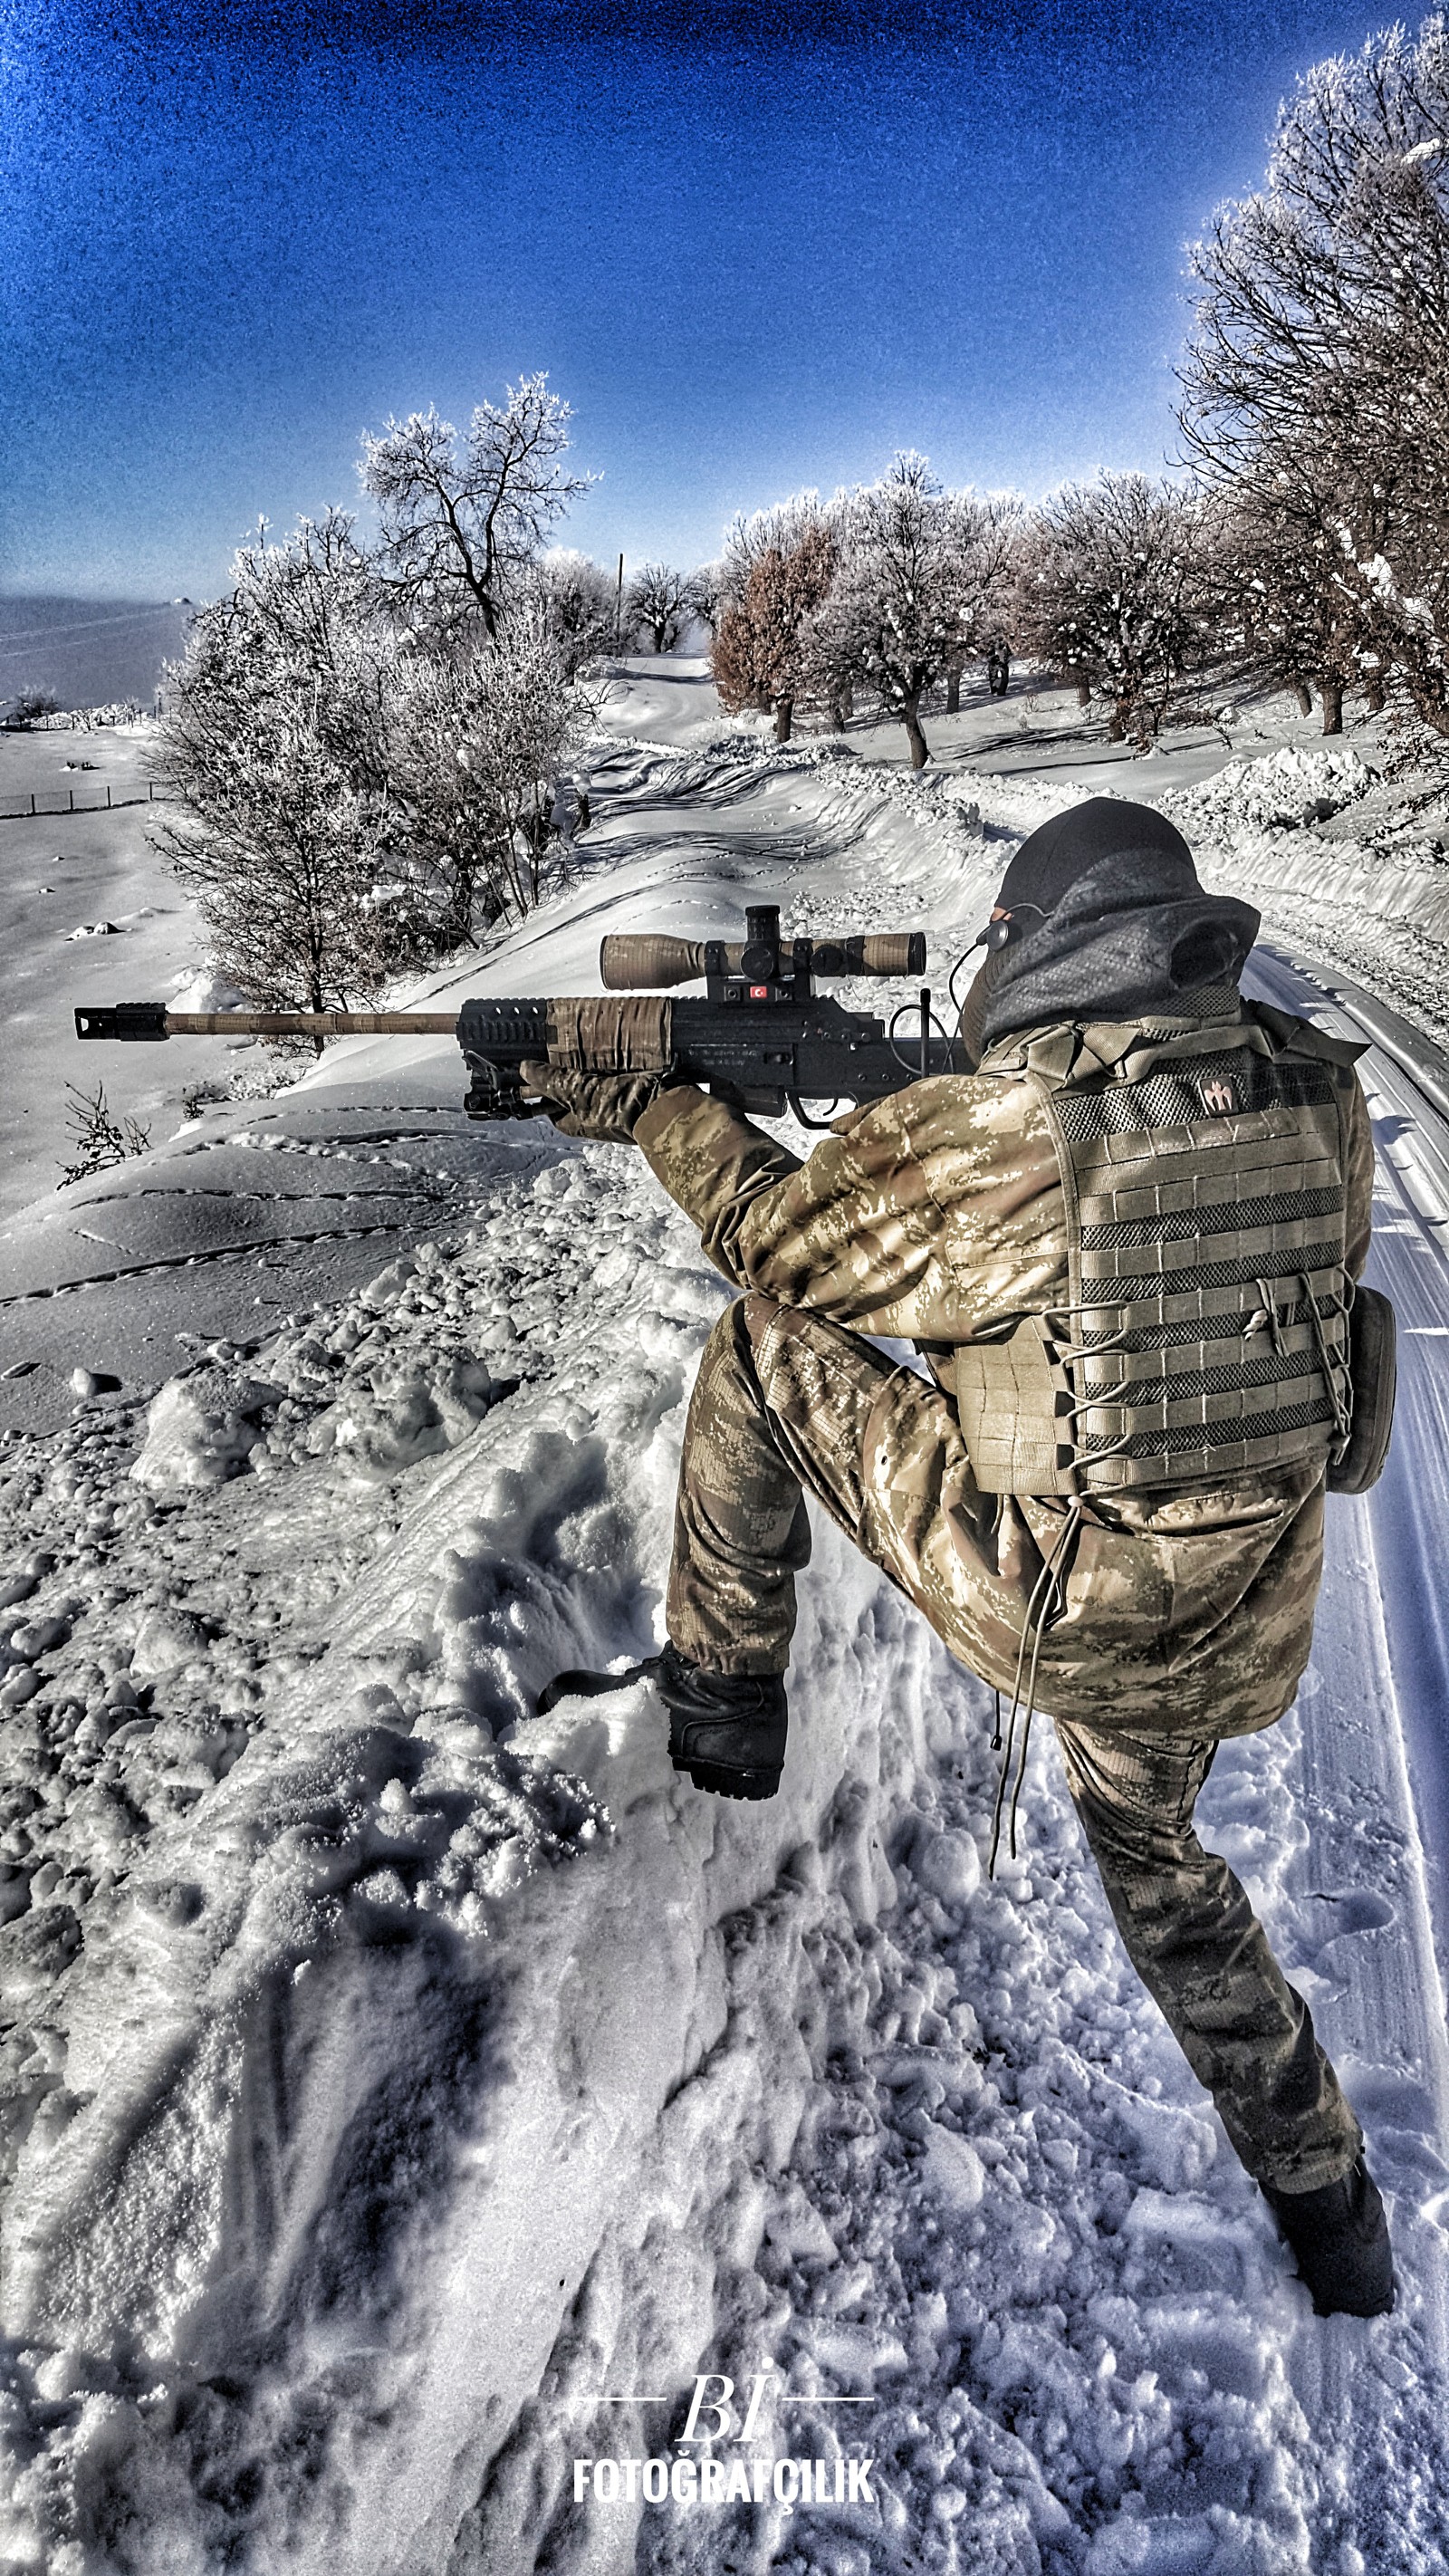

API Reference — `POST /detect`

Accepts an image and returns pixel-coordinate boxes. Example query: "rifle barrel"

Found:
[167,1011,460,1037]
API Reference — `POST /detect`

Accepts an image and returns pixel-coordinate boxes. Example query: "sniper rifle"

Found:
[74,904,964,1124]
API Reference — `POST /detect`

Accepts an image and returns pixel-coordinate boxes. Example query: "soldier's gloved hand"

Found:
[520,1062,673,1143]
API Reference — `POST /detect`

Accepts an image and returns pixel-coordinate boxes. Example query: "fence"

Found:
[0,783,172,822]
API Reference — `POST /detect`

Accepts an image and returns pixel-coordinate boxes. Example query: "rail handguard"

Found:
[74,906,963,1122]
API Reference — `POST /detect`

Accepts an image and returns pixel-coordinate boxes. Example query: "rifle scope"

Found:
[600,931,926,990]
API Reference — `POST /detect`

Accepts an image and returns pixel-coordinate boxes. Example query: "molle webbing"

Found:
[955,1010,1358,1495]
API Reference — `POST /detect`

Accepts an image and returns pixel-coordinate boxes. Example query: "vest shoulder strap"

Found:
[1244,998,1368,1072]
[977,1002,1367,1091]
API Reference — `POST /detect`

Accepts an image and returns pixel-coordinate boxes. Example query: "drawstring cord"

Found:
[989,1543,1060,1863]
[988,1498,1085,1879]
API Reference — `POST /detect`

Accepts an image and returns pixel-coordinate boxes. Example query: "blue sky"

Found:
[1,0,1385,598]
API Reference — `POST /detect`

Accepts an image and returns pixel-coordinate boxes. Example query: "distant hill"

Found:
[0,596,198,714]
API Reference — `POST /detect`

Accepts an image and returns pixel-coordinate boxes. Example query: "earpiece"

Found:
[970,899,1047,954]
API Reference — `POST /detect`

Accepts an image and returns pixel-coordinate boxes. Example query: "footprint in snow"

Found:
[1310,1889,1396,1935]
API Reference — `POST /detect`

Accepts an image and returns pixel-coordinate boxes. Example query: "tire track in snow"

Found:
[1235,947,1449,2561]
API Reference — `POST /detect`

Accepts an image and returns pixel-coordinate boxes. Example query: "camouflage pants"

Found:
[669,1294,1359,2190]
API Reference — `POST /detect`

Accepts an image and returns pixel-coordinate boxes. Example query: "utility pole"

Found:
[615,553,625,656]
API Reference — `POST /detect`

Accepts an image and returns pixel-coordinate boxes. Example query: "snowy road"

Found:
[1,729,1446,2573]
[1245,947,1449,1983]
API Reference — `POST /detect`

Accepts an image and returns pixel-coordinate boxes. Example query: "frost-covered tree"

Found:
[1207,481,1366,729]
[390,601,596,921]
[941,495,1022,713]
[156,515,408,1020]
[156,373,601,1025]
[712,499,837,741]
[1012,473,1213,742]
[360,376,590,642]
[533,549,616,676]
[624,562,695,654]
[1181,17,1449,741]
[687,562,723,637]
[820,456,1002,767]
[5,687,60,727]
[159,506,596,1014]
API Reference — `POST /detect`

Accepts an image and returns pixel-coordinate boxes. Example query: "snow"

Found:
[1147,749,1449,1061]
[0,722,257,1225]
[0,666,1447,2570]
[1165,744,1378,834]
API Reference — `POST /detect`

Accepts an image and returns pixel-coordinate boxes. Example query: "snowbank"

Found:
[1167,744,1378,836]
[1152,745,1449,1051]
[1,716,1446,2571]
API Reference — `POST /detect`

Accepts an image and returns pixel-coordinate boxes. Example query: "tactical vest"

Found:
[953,1001,1363,1497]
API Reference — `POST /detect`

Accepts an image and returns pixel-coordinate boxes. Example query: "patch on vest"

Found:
[1197,1072,1239,1114]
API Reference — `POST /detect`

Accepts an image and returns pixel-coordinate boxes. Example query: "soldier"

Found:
[525,795,1394,2318]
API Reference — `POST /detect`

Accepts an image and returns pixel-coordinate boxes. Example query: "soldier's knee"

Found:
[1071,1783,1160,1876]
[739,1292,787,1350]
[700,1296,760,1368]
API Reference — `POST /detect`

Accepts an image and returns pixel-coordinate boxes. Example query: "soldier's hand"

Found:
[520,1062,671,1143]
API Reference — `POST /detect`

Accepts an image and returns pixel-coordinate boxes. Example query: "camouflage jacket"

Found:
[635,998,1375,1734]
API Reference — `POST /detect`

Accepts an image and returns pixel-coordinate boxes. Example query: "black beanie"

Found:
[968,796,1260,1051]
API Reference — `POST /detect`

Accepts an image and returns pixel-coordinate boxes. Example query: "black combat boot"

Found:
[536,1645,787,1801]
[652,1643,787,1802]
[1263,2158,1395,2317]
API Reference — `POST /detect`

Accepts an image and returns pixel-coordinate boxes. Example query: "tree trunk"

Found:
[1320,679,1344,736]
[773,697,793,744]
[901,700,929,769]
[1364,678,1387,715]
[1293,683,1312,717]
[1107,702,1128,743]
[945,666,961,716]
[829,696,849,733]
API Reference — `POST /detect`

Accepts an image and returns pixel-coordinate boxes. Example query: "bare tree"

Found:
[1181,18,1449,742]
[687,562,723,637]
[712,501,838,741]
[1012,472,1214,743]
[624,562,695,654]
[59,1083,149,1188]
[1206,481,1363,730]
[360,376,590,642]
